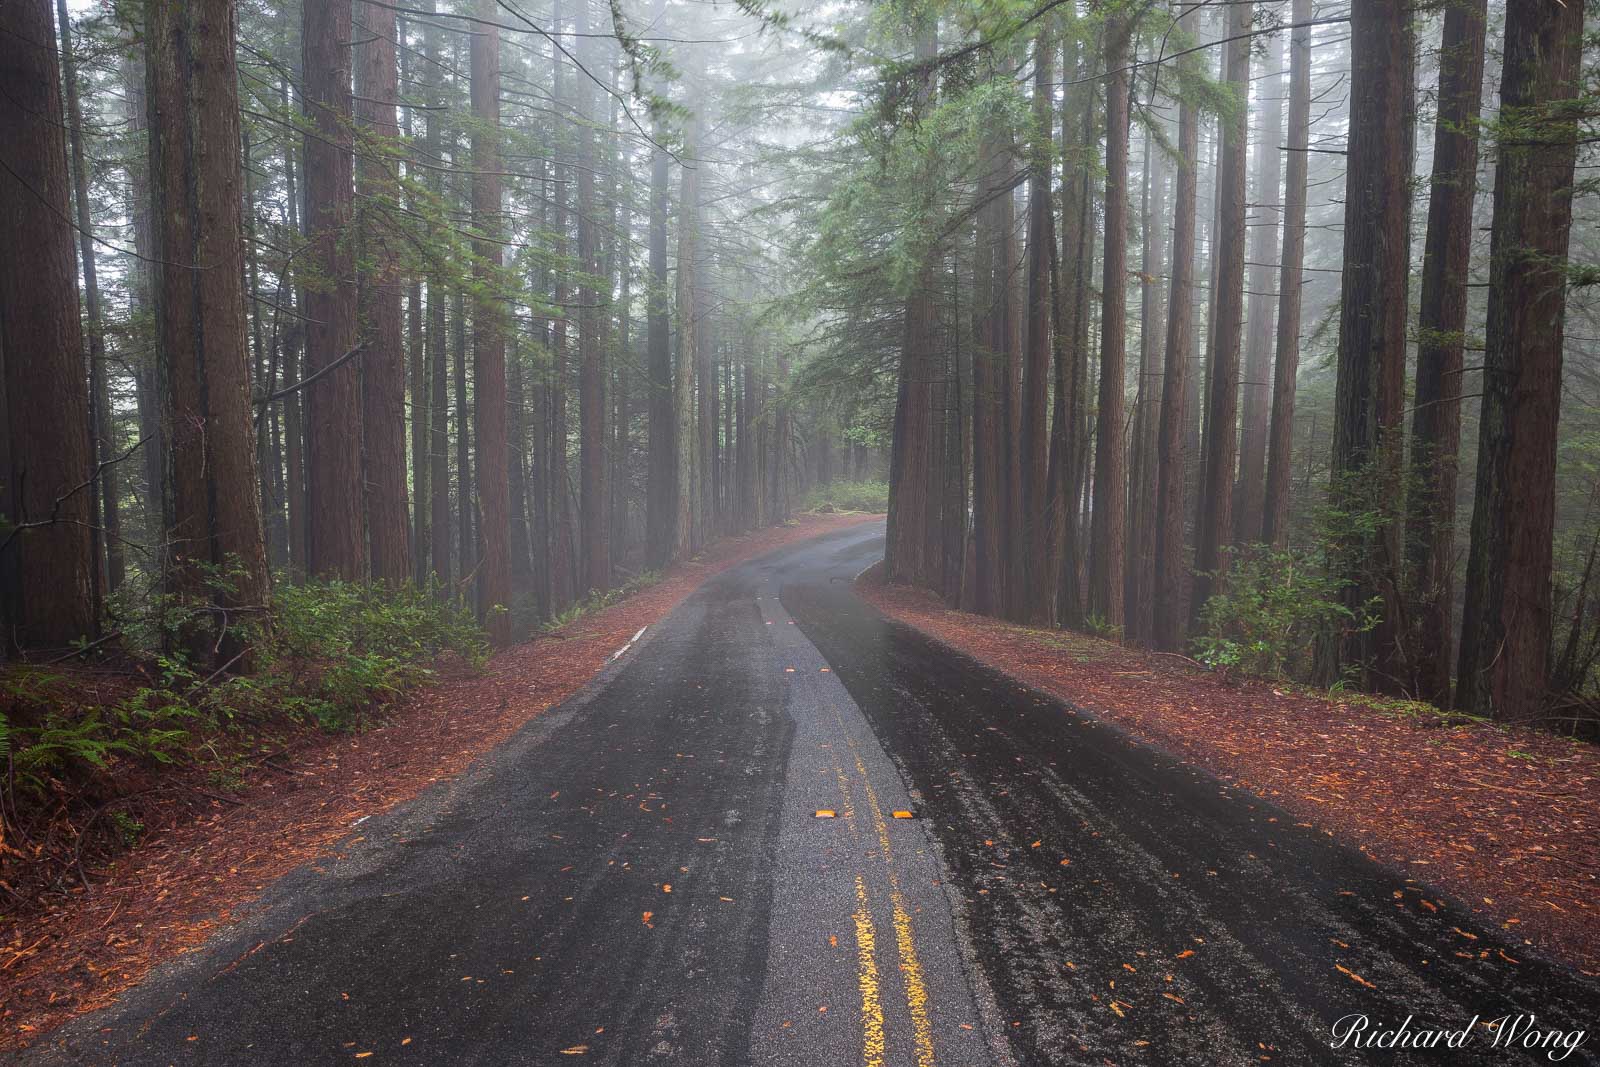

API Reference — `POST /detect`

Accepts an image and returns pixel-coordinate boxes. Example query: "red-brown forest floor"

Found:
[857,578,1600,978]
[0,513,877,1051]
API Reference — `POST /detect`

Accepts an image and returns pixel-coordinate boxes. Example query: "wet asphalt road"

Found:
[21,522,1599,1066]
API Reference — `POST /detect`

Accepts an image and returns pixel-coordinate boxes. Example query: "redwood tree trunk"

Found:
[56,0,122,597]
[1088,17,1132,630]
[471,0,510,644]
[1154,83,1200,653]
[1190,0,1252,627]
[0,0,99,647]
[674,117,701,558]
[645,116,676,568]
[575,0,609,596]
[356,0,410,586]
[1326,0,1414,689]
[970,120,1011,618]
[301,0,363,579]
[1456,0,1584,721]
[1234,32,1284,547]
[146,0,271,660]
[1407,0,1487,705]
[1018,23,1053,624]
[1128,124,1165,646]
[1261,0,1313,549]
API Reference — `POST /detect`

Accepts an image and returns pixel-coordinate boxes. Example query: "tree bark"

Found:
[1088,15,1133,630]
[1019,22,1053,623]
[645,115,676,569]
[1261,0,1313,549]
[0,0,99,648]
[1456,0,1584,720]
[1190,0,1252,627]
[1326,0,1414,689]
[55,0,122,597]
[356,0,410,586]
[1407,0,1486,705]
[453,292,475,604]
[1234,31,1284,546]
[146,0,271,661]
[970,115,1012,619]
[421,0,450,590]
[1154,68,1200,653]
[124,51,170,565]
[675,116,701,559]
[1128,122,1165,645]
[302,0,364,579]
[470,0,510,643]
[575,0,609,596]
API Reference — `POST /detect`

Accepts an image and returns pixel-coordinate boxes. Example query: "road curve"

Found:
[21,522,1598,1066]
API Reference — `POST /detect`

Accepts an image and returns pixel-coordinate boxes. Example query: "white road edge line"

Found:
[610,625,649,662]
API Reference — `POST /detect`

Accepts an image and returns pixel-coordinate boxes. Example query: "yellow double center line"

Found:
[828,705,936,1067]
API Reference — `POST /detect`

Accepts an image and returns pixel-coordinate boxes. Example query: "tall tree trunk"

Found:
[970,118,1011,618]
[943,248,968,604]
[1154,65,1201,653]
[884,16,938,588]
[146,0,271,662]
[1234,31,1284,546]
[674,116,701,558]
[1088,16,1133,630]
[0,0,99,647]
[1407,0,1486,705]
[124,52,169,565]
[404,16,429,586]
[1261,0,1313,548]
[428,282,451,587]
[469,0,510,643]
[280,76,307,580]
[453,292,475,604]
[1128,123,1165,645]
[645,116,676,568]
[548,5,576,612]
[1052,28,1093,628]
[424,4,450,590]
[696,261,717,547]
[356,0,410,586]
[1326,0,1414,689]
[1019,22,1053,623]
[575,0,609,596]
[302,0,363,579]
[1190,0,1252,627]
[56,0,122,597]
[608,84,631,563]
[1456,0,1584,720]
[509,341,534,587]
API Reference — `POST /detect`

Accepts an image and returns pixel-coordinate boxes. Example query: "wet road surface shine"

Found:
[24,523,1599,1066]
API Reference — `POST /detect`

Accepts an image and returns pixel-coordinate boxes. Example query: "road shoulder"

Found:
[0,513,878,1052]
[856,574,1600,978]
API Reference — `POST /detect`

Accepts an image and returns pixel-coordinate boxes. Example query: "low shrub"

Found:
[1191,546,1376,684]
[802,479,888,513]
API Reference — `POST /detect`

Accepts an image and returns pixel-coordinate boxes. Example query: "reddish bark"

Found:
[356,0,411,586]
[0,0,99,647]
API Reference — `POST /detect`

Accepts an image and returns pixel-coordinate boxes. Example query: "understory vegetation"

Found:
[0,578,485,909]
[803,480,891,514]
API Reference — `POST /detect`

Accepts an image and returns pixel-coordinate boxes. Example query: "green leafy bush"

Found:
[802,479,888,513]
[1191,546,1376,683]
[540,570,662,633]
[1,579,488,804]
